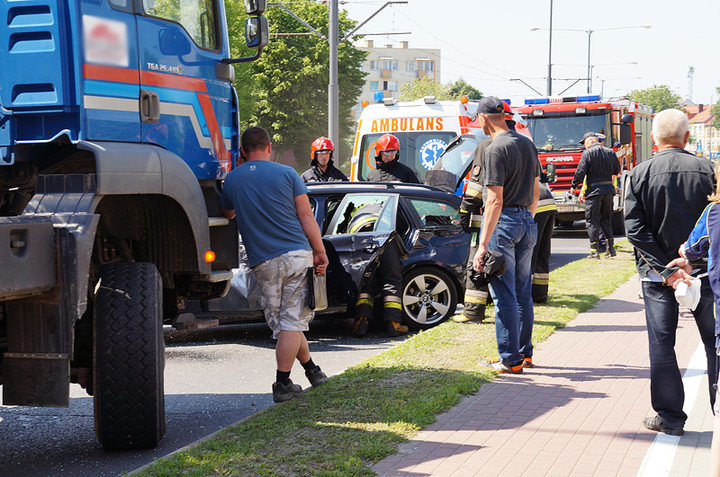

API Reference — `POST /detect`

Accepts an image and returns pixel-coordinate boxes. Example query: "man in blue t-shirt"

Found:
[220,127,330,403]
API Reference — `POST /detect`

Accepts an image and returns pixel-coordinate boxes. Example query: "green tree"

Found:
[399,77,454,101]
[227,1,366,167]
[712,86,720,130]
[448,78,483,100]
[627,85,683,113]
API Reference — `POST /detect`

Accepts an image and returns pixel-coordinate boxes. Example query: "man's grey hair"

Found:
[652,109,689,145]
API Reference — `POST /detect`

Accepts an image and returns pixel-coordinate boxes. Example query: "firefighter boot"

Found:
[604,239,616,258]
[383,298,408,337]
[587,242,600,259]
[352,295,373,337]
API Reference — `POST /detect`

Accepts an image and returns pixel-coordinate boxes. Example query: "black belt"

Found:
[589,181,612,187]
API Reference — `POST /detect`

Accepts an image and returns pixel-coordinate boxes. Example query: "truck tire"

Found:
[93,262,166,450]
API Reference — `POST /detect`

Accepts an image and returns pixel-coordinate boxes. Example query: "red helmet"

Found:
[502,101,514,122]
[375,134,400,154]
[311,136,334,160]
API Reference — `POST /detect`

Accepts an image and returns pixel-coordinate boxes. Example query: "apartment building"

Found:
[686,103,719,158]
[353,39,441,115]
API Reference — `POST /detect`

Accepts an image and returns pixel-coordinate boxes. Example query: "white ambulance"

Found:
[350,96,478,182]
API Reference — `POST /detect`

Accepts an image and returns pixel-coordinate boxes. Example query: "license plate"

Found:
[557,205,580,213]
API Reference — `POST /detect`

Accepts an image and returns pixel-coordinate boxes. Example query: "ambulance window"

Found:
[142,0,219,51]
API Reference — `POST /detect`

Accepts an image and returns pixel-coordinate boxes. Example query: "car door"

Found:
[322,192,400,306]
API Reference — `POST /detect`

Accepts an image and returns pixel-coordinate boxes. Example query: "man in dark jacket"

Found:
[531,182,557,303]
[367,133,419,183]
[624,108,716,437]
[572,132,620,258]
[301,136,348,182]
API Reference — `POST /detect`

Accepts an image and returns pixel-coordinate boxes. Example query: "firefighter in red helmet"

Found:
[367,134,419,183]
[301,136,348,182]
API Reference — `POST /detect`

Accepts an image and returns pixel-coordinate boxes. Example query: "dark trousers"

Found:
[462,235,489,320]
[641,279,717,428]
[531,210,556,302]
[584,193,614,244]
[356,241,403,324]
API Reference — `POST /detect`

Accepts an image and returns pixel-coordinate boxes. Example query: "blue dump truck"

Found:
[0,0,268,449]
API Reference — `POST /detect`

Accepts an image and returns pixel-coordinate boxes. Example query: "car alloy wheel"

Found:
[401,266,457,330]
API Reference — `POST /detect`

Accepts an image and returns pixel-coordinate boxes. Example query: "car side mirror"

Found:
[544,163,556,183]
[621,113,634,124]
[619,124,632,145]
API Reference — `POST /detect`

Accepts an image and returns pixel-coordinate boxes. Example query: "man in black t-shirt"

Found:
[473,97,540,374]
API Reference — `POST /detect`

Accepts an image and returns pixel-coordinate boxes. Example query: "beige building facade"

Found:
[685,104,719,158]
[353,40,441,115]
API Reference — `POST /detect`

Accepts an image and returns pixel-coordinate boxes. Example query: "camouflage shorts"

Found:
[253,249,314,339]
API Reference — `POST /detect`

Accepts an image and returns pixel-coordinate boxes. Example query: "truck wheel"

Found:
[93,262,166,450]
[611,211,625,236]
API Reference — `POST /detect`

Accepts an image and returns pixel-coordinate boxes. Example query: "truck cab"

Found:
[0,0,267,450]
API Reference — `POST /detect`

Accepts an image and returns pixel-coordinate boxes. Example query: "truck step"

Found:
[172,313,220,330]
[208,217,229,227]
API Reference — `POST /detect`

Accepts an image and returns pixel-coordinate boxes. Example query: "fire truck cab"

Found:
[351,96,477,182]
[517,95,652,232]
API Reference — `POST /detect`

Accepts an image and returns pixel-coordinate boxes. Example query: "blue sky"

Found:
[341,0,719,106]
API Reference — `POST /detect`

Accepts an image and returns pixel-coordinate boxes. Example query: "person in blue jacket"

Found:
[667,163,720,474]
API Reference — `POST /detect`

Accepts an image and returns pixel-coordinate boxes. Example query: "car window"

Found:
[405,197,460,229]
[327,193,396,235]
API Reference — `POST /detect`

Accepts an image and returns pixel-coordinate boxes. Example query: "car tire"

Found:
[93,262,166,450]
[401,266,457,330]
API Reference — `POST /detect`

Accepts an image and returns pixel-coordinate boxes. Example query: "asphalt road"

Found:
[0,224,597,476]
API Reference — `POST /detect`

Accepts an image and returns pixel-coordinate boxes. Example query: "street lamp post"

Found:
[531,24,650,96]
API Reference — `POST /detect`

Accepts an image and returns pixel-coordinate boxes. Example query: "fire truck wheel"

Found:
[401,266,458,330]
[93,262,166,450]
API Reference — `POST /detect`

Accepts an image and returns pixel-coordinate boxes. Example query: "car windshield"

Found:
[356,131,458,182]
[431,135,479,178]
[525,113,609,151]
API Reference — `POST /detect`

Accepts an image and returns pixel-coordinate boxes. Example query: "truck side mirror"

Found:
[544,163,556,183]
[621,113,634,124]
[245,16,269,49]
[620,124,632,145]
[244,0,266,15]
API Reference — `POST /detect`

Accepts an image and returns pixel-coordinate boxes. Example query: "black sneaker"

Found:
[642,415,684,436]
[272,380,302,403]
[305,366,328,387]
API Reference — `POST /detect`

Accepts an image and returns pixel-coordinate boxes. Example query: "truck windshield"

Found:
[525,114,609,152]
[356,131,457,182]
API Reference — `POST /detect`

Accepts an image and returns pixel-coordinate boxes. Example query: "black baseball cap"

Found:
[477,96,505,114]
[579,131,599,144]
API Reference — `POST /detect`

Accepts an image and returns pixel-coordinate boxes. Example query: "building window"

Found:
[384,81,398,91]
[369,60,380,70]
[381,59,398,70]
[369,81,379,92]
[418,60,434,71]
[406,61,416,72]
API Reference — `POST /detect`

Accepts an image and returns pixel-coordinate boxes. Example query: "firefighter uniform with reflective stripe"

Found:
[457,138,492,322]
[531,182,557,303]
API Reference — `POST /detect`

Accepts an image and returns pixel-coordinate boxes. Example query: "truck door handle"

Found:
[140,90,160,123]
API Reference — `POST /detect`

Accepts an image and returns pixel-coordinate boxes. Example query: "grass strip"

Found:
[136,241,637,477]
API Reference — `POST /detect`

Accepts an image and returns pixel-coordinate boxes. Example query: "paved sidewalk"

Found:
[373,276,714,476]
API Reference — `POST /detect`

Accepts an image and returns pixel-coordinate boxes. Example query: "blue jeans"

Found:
[642,278,716,429]
[488,207,538,366]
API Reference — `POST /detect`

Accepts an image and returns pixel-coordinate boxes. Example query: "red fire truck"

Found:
[516,95,653,232]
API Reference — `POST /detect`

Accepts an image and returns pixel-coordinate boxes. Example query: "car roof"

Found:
[306,181,460,201]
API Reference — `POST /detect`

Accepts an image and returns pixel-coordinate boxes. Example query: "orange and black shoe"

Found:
[479,359,523,374]
[521,357,534,368]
